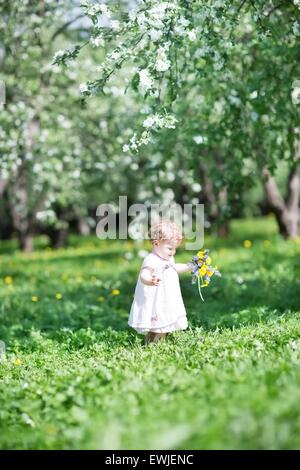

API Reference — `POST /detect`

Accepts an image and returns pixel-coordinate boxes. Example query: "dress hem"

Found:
[128,316,188,334]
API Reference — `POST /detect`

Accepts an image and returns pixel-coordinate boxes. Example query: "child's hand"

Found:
[151,274,161,286]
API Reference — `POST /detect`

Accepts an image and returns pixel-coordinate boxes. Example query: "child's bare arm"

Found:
[140,267,161,286]
[174,263,193,274]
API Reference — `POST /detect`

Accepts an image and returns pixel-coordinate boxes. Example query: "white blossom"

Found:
[291,80,300,104]
[187,29,197,41]
[143,116,156,128]
[250,90,258,99]
[193,135,207,145]
[79,83,89,94]
[292,21,300,36]
[52,50,65,62]
[138,69,153,94]
[155,46,171,72]
[21,413,35,428]
[36,209,56,223]
[251,111,258,121]
[192,183,202,192]
[90,36,105,47]
[149,29,163,41]
[110,20,120,31]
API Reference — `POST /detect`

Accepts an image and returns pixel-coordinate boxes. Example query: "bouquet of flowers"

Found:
[187,249,221,301]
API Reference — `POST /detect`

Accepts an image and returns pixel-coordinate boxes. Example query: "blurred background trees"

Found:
[1,0,299,251]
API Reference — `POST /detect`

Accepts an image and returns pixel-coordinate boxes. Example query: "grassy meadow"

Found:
[0,216,300,449]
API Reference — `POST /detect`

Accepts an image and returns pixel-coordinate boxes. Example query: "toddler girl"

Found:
[128,219,192,344]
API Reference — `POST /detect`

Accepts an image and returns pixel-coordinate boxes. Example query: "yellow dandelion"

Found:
[111,289,120,296]
[243,240,252,248]
[98,296,105,302]
[4,276,13,285]
[55,293,63,300]
[46,425,57,435]
[31,296,39,302]
[197,250,205,258]
[14,358,22,366]
[199,266,207,276]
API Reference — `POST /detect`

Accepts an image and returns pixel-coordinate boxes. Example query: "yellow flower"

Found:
[98,296,105,302]
[31,296,39,302]
[111,289,120,296]
[199,265,207,276]
[243,240,252,248]
[46,425,57,435]
[14,358,22,366]
[263,240,270,247]
[197,250,205,258]
[55,293,63,300]
[4,276,13,285]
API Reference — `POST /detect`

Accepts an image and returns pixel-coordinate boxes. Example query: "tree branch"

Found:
[286,142,300,212]
[237,0,248,13]
[266,1,293,17]
[262,166,286,213]
[51,14,85,41]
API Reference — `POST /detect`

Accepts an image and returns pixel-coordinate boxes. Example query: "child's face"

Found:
[152,239,177,260]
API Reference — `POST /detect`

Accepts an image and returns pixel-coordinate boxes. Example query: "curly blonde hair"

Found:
[148,218,183,246]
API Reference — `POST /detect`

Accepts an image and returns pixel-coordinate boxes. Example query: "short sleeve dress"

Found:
[128,252,188,334]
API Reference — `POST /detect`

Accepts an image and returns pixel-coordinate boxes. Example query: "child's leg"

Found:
[144,332,155,345]
[152,333,167,343]
[144,332,168,345]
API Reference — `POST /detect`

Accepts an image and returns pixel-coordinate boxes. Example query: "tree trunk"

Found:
[48,227,69,249]
[7,117,41,252]
[199,161,230,237]
[78,217,91,236]
[0,179,8,197]
[261,145,300,239]
[199,161,219,219]
[217,219,230,237]
[9,178,36,252]
[18,232,34,252]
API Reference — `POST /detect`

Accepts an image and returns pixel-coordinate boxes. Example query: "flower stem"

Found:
[198,275,204,302]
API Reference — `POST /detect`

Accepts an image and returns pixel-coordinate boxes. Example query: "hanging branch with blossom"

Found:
[52,0,300,153]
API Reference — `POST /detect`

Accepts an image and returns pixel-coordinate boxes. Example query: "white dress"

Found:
[128,252,188,334]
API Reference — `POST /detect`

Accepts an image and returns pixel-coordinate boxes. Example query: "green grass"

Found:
[0,216,300,449]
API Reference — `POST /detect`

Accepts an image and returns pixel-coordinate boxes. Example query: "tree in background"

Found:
[54,0,300,238]
[0,0,145,250]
